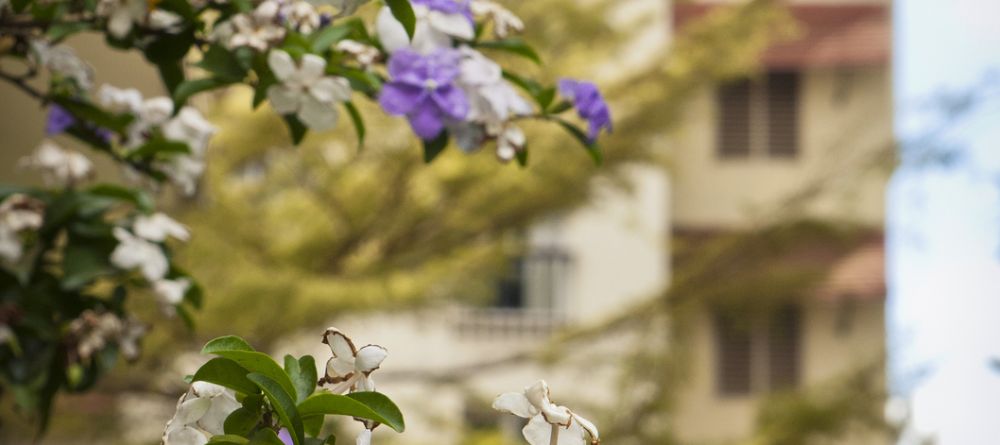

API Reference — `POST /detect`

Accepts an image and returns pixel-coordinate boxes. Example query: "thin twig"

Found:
[550,424,559,445]
[0,70,45,100]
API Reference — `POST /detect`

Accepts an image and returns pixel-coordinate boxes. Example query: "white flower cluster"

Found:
[110,212,192,313]
[267,50,352,130]
[494,380,601,445]
[162,382,241,445]
[320,327,389,445]
[97,85,216,195]
[67,309,147,362]
[0,194,45,263]
[212,0,325,52]
[31,41,95,91]
[376,0,532,161]
[96,0,183,39]
[20,141,94,187]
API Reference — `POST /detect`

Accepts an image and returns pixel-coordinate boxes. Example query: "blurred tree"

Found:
[171,0,797,346]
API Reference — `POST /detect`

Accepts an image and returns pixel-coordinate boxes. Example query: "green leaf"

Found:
[297,392,405,433]
[247,373,304,445]
[249,429,285,445]
[209,434,250,445]
[422,131,449,163]
[202,335,256,353]
[85,184,154,213]
[346,392,406,432]
[344,102,365,149]
[283,115,308,145]
[385,0,416,40]
[303,415,323,437]
[547,100,573,115]
[310,25,352,53]
[61,240,115,290]
[534,87,556,111]
[156,60,187,94]
[126,139,191,159]
[475,38,542,65]
[52,97,133,132]
[284,355,317,403]
[46,22,91,41]
[198,45,249,81]
[174,77,234,110]
[515,147,528,167]
[224,407,261,437]
[555,119,602,166]
[210,351,298,401]
[192,358,261,395]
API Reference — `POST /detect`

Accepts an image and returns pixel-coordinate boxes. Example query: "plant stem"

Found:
[550,424,559,445]
[0,70,45,100]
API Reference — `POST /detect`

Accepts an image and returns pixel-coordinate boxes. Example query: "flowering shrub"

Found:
[0,0,612,432]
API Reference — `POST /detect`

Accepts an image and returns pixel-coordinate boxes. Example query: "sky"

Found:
[889,0,1000,442]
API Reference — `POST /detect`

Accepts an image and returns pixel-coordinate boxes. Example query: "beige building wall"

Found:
[673,299,886,444]
[669,65,892,230]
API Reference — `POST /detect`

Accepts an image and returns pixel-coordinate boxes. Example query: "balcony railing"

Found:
[452,307,567,338]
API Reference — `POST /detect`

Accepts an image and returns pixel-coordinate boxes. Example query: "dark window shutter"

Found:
[767,305,801,390]
[717,79,752,158]
[714,312,753,395]
[766,72,800,157]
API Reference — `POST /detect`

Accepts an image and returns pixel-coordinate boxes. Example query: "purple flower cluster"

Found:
[412,0,473,22]
[45,105,113,142]
[558,79,612,142]
[379,49,469,140]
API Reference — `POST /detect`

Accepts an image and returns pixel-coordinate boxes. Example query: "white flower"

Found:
[493,124,525,162]
[138,97,175,127]
[217,1,286,51]
[98,84,143,114]
[162,107,217,156]
[355,428,372,445]
[267,50,352,130]
[376,4,474,54]
[162,382,241,445]
[458,47,532,124]
[110,227,168,281]
[134,212,190,242]
[337,40,381,68]
[31,42,94,90]
[493,380,600,445]
[149,9,184,32]
[161,155,206,196]
[97,0,147,38]
[154,278,191,310]
[20,141,93,186]
[319,327,388,394]
[471,0,523,38]
[68,310,146,362]
[0,194,44,262]
[282,0,321,33]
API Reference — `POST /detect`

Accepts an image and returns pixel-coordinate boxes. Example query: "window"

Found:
[714,305,802,396]
[716,71,801,159]
[455,248,572,337]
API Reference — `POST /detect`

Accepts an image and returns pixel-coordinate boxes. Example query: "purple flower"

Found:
[278,428,293,445]
[45,105,114,142]
[45,105,77,135]
[558,78,612,142]
[379,49,469,140]
[412,0,474,22]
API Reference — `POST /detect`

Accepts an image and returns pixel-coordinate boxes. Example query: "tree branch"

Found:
[0,70,46,101]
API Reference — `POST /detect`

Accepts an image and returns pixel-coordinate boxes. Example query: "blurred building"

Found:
[670,1,891,443]
[303,1,893,445]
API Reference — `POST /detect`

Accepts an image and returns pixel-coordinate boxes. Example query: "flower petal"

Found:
[268,85,302,115]
[173,397,211,426]
[379,83,424,115]
[525,381,572,426]
[355,345,388,374]
[427,11,474,40]
[571,412,600,444]
[356,429,372,445]
[492,392,535,419]
[407,103,445,140]
[432,86,469,120]
[376,7,411,54]
[198,391,241,436]
[298,54,327,83]
[523,414,586,445]
[311,77,352,103]
[165,426,209,445]
[268,50,297,82]
[297,95,338,130]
